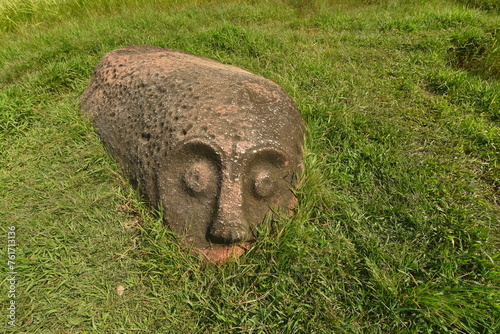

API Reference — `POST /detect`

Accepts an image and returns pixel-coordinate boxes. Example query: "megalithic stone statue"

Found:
[80,46,305,263]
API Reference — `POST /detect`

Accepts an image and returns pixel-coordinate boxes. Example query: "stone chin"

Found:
[80,46,305,264]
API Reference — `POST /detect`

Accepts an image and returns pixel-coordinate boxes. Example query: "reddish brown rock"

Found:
[80,46,305,263]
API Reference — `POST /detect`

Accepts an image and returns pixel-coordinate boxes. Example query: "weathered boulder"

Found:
[80,46,305,263]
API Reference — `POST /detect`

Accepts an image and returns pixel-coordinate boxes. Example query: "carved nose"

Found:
[208,180,249,244]
[209,221,249,244]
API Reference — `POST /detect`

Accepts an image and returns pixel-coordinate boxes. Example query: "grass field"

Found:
[1,0,499,332]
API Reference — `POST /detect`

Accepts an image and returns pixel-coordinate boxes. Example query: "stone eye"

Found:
[252,170,276,199]
[183,161,212,195]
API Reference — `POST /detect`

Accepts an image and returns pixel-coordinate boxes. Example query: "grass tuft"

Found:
[448,27,499,79]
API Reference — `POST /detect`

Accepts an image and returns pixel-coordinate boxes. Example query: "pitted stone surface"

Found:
[80,46,305,263]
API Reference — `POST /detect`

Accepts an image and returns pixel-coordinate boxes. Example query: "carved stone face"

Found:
[80,46,305,263]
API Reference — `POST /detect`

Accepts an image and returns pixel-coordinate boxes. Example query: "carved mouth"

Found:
[196,241,256,265]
